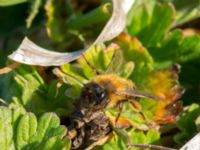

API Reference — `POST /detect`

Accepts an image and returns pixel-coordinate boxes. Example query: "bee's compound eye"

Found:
[95,86,107,105]
[82,82,107,105]
[100,92,106,99]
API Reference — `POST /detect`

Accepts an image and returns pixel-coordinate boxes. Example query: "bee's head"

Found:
[81,82,107,106]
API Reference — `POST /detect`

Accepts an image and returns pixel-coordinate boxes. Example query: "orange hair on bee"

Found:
[93,74,134,107]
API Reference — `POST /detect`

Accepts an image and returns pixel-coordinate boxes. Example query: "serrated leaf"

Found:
[106,47,134,78]
[142,67,183,123]
[127,2,175,47]
[78,45,113,79]
[29,113,61,144]
[23,113,68,150]
[127,2,152,36]
[42,137,70,150]
[150,30,200,68]
[128,129,160,146]
[174,104,200,145]
[0,106,69,150]
[105,103,149,131]
[146,130,160,144]
[120,62,135,78]
[13,65,45,106]
[95,132,127,150]
[60,63,88,86]
[127,1,200,69]
[0,107,14,150]
[115,34,154,88]
[129,130,146,145]
[171,0,200,25]
[16,113,37,149]
[4,65,75,116]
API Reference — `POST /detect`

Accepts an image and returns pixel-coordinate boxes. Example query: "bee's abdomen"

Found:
[68,110,110,149]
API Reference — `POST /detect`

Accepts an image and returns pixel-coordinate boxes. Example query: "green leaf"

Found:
[129,130,146,145]
[4,65,74,116]
[127,1,200,69]
[29,113,62,144]
[16,113,37,149]
[146,130,160,144]
[78,45,113,79]
[115,34,154,88]
[174,104,200,145]
[126,0,200,107]
[28,113,68,150]
[195,116,200,132]
[45,0,69,43]
[128,129,160,149]
[0,106,70,150]
[105,103,149,131]
[127,2,175,47]
[150,30,200,68]
[95,132,127,150]
[0,107,14,150]
[0,0,27,6]
[106,48,134,78]
[120,62,135,78]
[170,0,200,25]
[98,129,160,150]
[26,0,42,28]
[42,137,70,150]
[127,2,152,37]
[13,65,45,106]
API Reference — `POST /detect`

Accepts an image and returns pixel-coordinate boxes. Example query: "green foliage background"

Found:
[0,0,200,149]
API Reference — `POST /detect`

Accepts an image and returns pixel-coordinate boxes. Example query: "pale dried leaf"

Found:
[180,133,200,150]
[8,0,135,66]
[8,38,85,66]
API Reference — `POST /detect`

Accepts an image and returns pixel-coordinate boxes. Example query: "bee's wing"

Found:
[115,89,163,101]
[106,48,125,74]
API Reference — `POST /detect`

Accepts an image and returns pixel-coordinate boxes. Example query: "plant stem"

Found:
[66,3,112,30]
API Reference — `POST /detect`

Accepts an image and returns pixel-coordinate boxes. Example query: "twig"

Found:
[0,63,21,75]
[128,144,177,150]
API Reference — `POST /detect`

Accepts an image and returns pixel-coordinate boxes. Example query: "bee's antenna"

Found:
[81,54,101,75]
[53,68,85,86]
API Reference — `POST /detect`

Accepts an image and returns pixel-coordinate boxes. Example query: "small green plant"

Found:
[0,0,200,149]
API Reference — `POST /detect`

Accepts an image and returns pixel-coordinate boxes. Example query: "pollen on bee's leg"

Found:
[85,134,112,150]
[68,129,77,139]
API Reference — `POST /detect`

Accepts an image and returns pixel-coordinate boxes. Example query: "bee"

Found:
[55,48,162,149]
[66,74,161,149]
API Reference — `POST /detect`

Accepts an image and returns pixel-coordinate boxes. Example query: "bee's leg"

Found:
[115,128,132,146]
[81,54,101,75]
[129,99,151,125]
[85,135,110,150]
[140,111,150,124]
[115,101,124,128]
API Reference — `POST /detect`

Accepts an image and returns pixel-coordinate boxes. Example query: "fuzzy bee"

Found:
[54,49,164,150]
[66,74,162,149]
[52,50,165,149]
